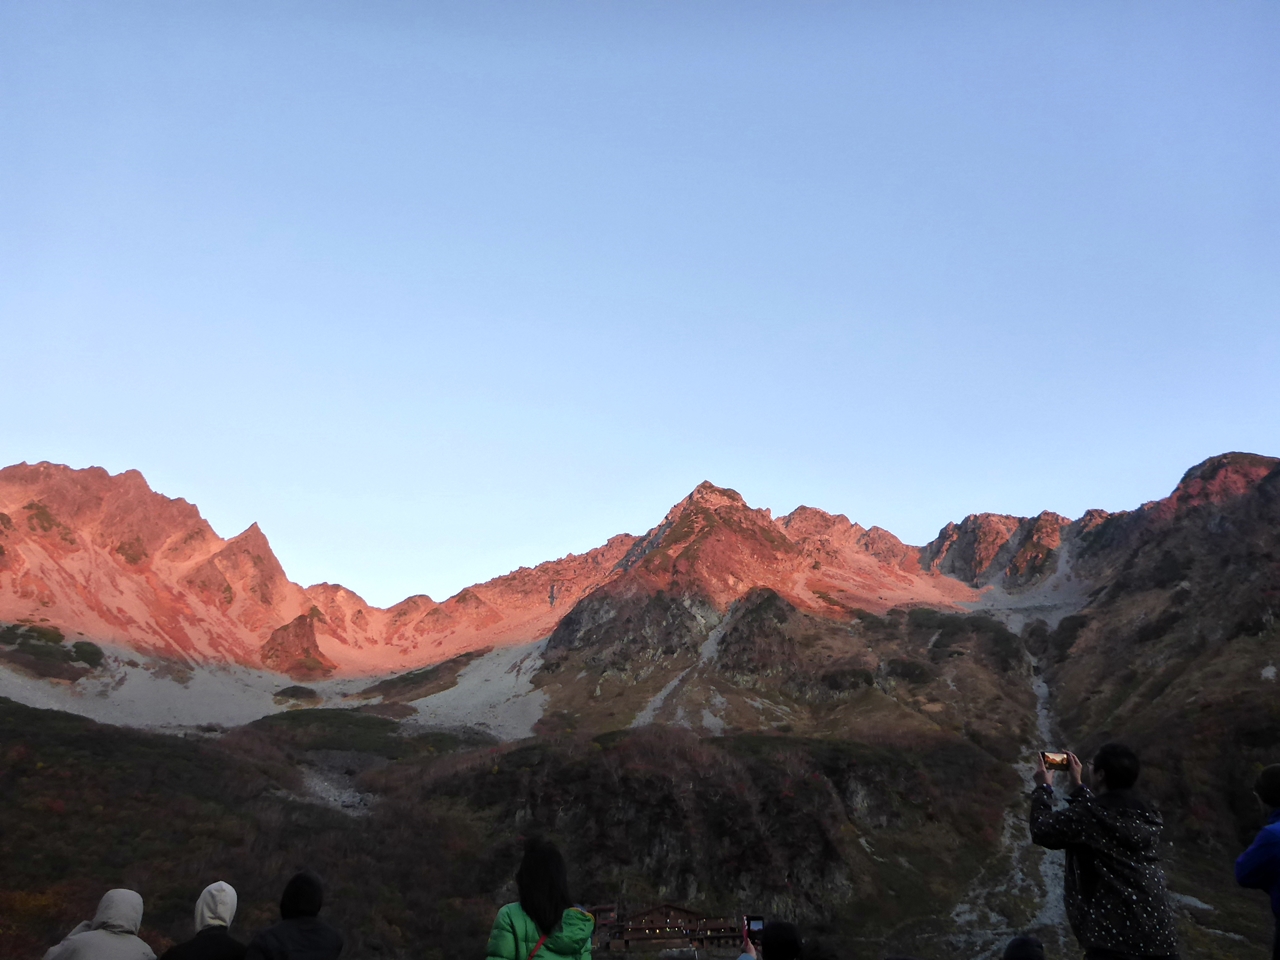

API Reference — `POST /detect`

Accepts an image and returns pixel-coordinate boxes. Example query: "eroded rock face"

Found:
[919,511,1074,589]
[260,613,337,680]
[0,462,307,667]
[922,513,1028,586]
[0,462,638,675]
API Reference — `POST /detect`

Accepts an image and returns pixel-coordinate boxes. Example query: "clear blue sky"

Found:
[2,2,1277,607]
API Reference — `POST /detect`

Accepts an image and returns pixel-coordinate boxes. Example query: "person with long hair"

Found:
[486,838,594,960]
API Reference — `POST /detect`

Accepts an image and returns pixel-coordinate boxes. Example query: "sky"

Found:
[1,2,1277,607]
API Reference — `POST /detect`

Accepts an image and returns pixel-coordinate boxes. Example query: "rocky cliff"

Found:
[0,462,636,677]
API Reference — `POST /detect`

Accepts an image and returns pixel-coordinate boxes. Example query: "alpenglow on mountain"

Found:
[0,455,1276,684]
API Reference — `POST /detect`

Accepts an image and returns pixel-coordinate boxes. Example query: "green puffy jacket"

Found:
[485,902,593,960]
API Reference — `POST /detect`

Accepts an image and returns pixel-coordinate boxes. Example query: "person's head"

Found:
[516,838,573,936]
[760,921,803,960]
[194,881,237,932]
[91,889,144,936]
[1092,742,1140,792]
[280,872,324,920]
[1002,934,1045,960]
[1255,764,1280,811]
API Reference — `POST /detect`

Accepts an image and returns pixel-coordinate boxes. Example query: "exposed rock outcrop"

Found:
[260,613,337,680]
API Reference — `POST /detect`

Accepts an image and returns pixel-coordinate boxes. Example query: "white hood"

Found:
[91,890,144,936]
[194,881,237,931]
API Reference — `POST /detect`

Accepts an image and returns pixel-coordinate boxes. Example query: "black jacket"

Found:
[1030,783,1178,957]
[161,927,247,960]
[244,918,342,960]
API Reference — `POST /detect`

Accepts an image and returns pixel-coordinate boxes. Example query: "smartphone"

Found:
[744,915,765,943]
[1041,751,1069,770]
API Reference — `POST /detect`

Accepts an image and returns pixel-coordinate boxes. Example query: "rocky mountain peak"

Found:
[920,513,1028,585]
[684,481,749,511]
[1166,452,1279,512]
[779,505,859,541]
[919,510,1073,589]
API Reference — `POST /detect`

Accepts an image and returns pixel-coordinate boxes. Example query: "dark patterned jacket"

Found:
[1030,783,1179,957]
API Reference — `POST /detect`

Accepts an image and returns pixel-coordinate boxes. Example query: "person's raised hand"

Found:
[1033,751,1049,788]
[1067,752,1084,790]
[741,920,757,959]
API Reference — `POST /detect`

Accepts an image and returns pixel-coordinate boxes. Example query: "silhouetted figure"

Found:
[244,872,342,960]
[1237,763,1280,960]
[161,882,246,960]
[485,838,594,960]
[739,920,802,960]
[1002,934,1045,960]
[44,889,157,960]
[1030,743,1178,960]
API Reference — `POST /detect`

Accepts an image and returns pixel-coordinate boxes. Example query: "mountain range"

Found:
[0,459,1139,679]
[3,453,1280,958]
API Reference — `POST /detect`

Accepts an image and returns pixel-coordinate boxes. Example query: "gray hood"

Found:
[92,890,144,936]
[194,881,237,932]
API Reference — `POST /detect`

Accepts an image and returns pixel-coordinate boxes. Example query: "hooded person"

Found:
[161,882,246,960]
[485,838,594,960]
[244,872,343,960]
[44,889,157,960]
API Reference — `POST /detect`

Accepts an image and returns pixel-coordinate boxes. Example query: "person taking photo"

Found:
[1028,743,1178,960]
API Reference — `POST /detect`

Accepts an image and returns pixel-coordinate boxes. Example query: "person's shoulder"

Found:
[561,906,595,931]
[305,916,344,949]
[247,921,286,951]
[248,921,280,941]
[495,902,525,925]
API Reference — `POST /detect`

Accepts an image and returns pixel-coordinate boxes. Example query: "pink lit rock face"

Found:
[0,463,303,668]
[0,453,1276,680]
[602,481,980,619]
[0,462,636,678]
